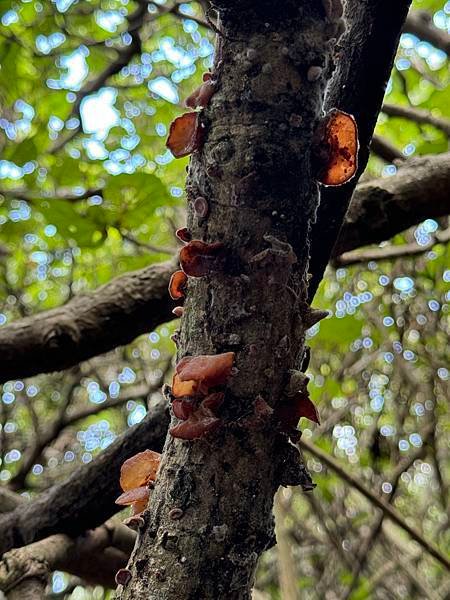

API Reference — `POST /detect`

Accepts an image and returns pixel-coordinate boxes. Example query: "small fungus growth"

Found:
[185,73,216,109]
[172,306,184,318]
[316,108,359,186]
[180,240,225,277]
[166,112,203,158]
[115,449,161,516]
[170,393,224,440]
[176,227,192,243]
[169,353,234,440]
[192,196,209,219]
[169,270,188,300]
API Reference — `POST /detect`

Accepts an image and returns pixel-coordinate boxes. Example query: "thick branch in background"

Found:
[333,151,450,256]
[382,103,450,136]
[0,401,169,556]
[308,0,413,300]
[0,520,135,596]
[0,260,175,384]
[0,151,448,385]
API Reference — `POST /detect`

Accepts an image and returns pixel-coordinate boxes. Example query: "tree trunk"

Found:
[118,2,337,598]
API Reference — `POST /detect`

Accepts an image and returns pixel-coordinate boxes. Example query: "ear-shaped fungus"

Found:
[176,227,192,243]
[175,352,234,392]
[166,112,203,158]
[172,397,197,420]
[115,486,150,516]
[116,449,161,516]
[276,393,320,435]
[316,109,358,186]
[119,449,161,491]
[180,240,225,277]
[169,270,188,300]
[185,74,216,109]
[170,393,224,440]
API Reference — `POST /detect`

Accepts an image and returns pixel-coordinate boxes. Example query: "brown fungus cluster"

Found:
[168,270,188,300]
[166,71,217,159]
[179,240,225,277]
[115,450,161,516]
[166,112,204,159]
[169,352,235,440]
[315,108,359,186]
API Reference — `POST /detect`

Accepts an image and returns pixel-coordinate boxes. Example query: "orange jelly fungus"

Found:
[169,270,188,300]
[318,109,358,186]
[179,240,225,277]
[166,112,203,158]
[116,450,161,516]
[176,352,234,391]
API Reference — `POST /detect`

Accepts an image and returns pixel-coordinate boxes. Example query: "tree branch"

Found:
[298,438,450,571]
[404,10,450,55]
[382,103,450,136]
[1,153,448,385]
[333,151,450,257]
[0,520,135,594]
[334,226,450,267]
[371,134,405,163]
[0,400,169,556]
[309,0,413,300]
[0,259,176,384]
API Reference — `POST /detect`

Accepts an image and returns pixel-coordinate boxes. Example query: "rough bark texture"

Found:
[309,0,412,299]
[0,259,175,384]
[118,2,337,598]
[0,520,135,595]
[0,401,168,556]
[334,151,450,256]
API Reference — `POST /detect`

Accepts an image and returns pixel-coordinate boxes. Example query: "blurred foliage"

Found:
[0,0,449,598]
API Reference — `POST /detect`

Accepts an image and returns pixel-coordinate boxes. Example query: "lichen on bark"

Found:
[118,3,343,598]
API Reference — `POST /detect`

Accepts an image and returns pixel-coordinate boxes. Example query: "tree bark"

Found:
[118,2,338,598]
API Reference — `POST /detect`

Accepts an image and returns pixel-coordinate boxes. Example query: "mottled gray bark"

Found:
[118,2,338,598]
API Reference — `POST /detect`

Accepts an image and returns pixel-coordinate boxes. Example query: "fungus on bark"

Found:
[172,306,184,318]
[192,196,209,219]
[166,112,204,158]
[275,393,320,435]
[115,449,161,516]
[169,270,188,300]
[315,108,359,186]
[176,227,192,243]
[185,73,217,109]
[170,393,225,440]
[173,352,234,396]
[179,240,225,277]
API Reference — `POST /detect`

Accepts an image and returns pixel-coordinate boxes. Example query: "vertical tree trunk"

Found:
[119,2,342,598]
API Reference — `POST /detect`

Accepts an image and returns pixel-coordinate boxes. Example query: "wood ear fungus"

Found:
[116,450,161,516]
[166,112,204,158]
[315,108,358,186]
[169,270,188,300]
[180,240,225,277]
